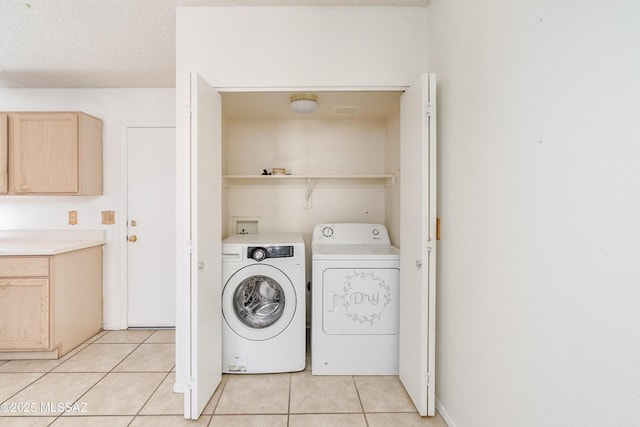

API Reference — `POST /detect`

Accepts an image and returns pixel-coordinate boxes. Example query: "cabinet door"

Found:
[0,113,6,193]
[0,278,49,350]
[10,113,79,193]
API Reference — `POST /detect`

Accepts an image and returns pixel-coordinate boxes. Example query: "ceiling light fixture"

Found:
[289,93,319,114]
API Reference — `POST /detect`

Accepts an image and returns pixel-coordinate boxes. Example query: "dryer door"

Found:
[223,264,297,341]
[322,267,400,335]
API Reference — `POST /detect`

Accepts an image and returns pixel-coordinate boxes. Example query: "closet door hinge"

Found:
[188,104,193,118]
[425,240,436,252]
[426,372,433,385]
[186,240,193,254]
[425,103,434,118]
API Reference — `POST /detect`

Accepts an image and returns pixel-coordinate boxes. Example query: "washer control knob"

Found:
[372,228,380,236]
[252,248,267,262]
[322,227,334,238]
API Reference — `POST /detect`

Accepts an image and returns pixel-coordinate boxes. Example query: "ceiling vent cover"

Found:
[332,106,361,115]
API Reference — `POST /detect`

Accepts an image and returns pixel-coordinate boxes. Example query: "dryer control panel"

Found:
[312,223,391,246]
[248,245,294,262]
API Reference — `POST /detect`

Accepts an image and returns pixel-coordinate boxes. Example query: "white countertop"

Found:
[0,239,104,256]
[0,230,105,256]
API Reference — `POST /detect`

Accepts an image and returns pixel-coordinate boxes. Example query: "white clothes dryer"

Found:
[222,234,305,373]
[312,223,400,375]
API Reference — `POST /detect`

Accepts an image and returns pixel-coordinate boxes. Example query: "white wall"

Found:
[428,1,640,426]
[224,119,387,176]
[384,112,401,244]
[176,7,427,89]
[0,89,176,329]
[223,116,393,248]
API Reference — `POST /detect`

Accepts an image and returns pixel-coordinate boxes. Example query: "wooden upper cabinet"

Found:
[4,112,103,195]
[0,114,7,194]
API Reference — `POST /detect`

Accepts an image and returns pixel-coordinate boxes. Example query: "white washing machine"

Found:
[312,223,400,375]
[221,233,306,373]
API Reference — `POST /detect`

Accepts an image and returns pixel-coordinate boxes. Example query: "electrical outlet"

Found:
[68,210,78,225]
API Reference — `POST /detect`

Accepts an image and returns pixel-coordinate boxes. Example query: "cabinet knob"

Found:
[131,220,137,227]
[128,235,138,242]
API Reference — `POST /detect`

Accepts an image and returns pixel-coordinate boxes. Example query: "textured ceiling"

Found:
[0,0,428,88]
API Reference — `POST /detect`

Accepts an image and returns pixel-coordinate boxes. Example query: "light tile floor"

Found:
[0,330,447,426]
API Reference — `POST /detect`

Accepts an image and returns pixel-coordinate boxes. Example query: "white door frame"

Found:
[119,121,176,329]
[177,81,438,417]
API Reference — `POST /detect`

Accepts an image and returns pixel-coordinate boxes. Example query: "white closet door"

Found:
[185,73,222,419]
[399,73,437,416]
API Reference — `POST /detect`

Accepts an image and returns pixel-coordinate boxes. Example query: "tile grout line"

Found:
[0,371,47,405]
[130,372,174,424]
[107,335,147,373]
[113,329,178,426]
[351,375,371,427]
[50,369,110,423]
[0,330,106,422]
[134,328,165,417]
[287,372,292,427]
[53,329,151,422]
[1,329,180,426]
[208,373,229,420]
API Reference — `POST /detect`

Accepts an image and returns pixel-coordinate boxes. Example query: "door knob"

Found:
[128,235,138,242]
[415,260,422,268]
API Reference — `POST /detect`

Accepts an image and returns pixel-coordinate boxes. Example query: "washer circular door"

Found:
[222,264,297,341]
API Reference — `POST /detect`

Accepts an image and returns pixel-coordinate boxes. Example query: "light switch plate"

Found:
[101,210,115,225]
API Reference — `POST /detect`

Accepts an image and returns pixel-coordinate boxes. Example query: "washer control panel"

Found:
[247,245,294,262]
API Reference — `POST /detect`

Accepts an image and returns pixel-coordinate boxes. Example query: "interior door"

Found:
[399,73,437,416]
[127,127,176,327]
[184,73,222,419]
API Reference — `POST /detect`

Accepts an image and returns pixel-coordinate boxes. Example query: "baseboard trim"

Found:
[436,396,457,427]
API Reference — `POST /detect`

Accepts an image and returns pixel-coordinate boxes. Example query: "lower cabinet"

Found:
[0,246,103,358]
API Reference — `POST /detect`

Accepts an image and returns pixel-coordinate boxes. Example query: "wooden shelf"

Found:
[222,174,396,208]
[222,174,395,185]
